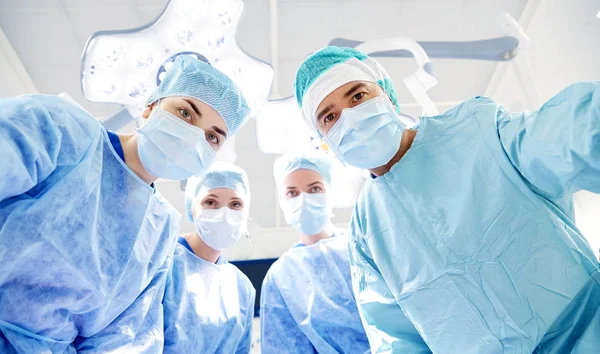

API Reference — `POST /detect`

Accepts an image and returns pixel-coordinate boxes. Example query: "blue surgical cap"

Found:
[273,150,334,196]
[146,55,251,137]
[293,46,399,135]
[185,162,251,222]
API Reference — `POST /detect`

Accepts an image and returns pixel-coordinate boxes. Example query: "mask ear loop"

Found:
[322,180,335,219]
[243,210,252,248]
[319,185,337,237]
[150,99,164,115]
[319,132,349,167]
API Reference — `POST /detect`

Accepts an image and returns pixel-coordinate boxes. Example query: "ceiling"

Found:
[0,0,535,115]
[1,0,599,260]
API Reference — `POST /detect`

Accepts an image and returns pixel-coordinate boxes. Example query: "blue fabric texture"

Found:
[175,237,225,264]
[146,55,251,137]
[260,231,370,354]
[0,95,181,353]
[184,162,250,222]
[107,131,125,162]
[74,255,174,354]
[163,240,255,354]
[178,236,193,253]
[349,82,600,353]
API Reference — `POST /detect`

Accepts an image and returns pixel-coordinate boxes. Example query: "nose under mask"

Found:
[137,104,217,180]
[194,207,247,251]
[283,193,332,236]
[324,95,404,169]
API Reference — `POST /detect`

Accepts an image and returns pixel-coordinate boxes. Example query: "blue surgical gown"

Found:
[349,82,600,353]
[0,95,181,353]
[260,232,371,354]
[163,237,255,354]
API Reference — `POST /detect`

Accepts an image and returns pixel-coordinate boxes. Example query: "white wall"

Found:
[491,0,600,260]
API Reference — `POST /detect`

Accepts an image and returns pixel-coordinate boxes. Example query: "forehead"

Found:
[316,81,380,113]
[283,169,325,188]
[198,187,241,200]
[163,96,227,129]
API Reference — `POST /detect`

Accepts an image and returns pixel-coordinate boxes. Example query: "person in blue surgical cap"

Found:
[163,162,255,354]
[293,46,600,353]
[260,150,370,354]
[0,55,251,353]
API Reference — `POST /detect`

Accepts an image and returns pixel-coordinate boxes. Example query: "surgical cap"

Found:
[294,46,400,136]
[273,150,334,197]
[146,55,251,137]
[185,162,251,222]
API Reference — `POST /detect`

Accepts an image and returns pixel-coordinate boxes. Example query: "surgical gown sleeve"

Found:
[348,212,431,354]
[498,82,600,198]
[260,271,316,354]
[236,286,255,354]
[0,96,91,202]
[74,254,173,354]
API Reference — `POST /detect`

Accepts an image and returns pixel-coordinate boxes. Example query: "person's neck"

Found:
[185,232,222,263]
[117,133,157,185]
[299,228,332,246]
[369,129,417,177]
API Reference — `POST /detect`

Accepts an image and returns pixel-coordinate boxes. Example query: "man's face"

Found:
[142,96,228,152]
[315,81,384,137]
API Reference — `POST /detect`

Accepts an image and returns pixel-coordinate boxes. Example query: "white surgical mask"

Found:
[283,193,332,236]
[194,207,246,251]
[324,95,405,169]
[137,104,216,180]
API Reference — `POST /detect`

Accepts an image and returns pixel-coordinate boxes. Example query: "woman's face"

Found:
[193,188,245,220]
[282,169,327,200]
[143,96,229,152]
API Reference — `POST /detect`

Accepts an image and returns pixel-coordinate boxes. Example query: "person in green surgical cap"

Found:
[293,46,600,354]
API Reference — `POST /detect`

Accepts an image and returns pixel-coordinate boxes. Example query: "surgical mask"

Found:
[194,207,246,251]
[137,104,216,180]
[283,193,331,236]
[324,95,405,169]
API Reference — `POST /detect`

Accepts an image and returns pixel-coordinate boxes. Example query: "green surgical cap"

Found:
[293,46,400,134]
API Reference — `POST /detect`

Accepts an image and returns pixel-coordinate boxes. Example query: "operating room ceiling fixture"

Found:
[80,0,274,131]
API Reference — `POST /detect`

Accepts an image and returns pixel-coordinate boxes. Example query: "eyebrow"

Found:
[316,104,335,122]
[307,181,323,187]
[184,99,202,117]
[185,99,227,138]
[212,126,227,138]
[315,82,368,122]
[343,82,368,98]
[205,194,219,199]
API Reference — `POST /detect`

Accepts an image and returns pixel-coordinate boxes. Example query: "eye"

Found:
[206,131,220,146]
[230,201,243,210]
[178,108,192,121]
[203,199,218,208]
[309,186,323,193]
[323,113,335,125]
[352,92,365,102]
[286,190,299,199]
